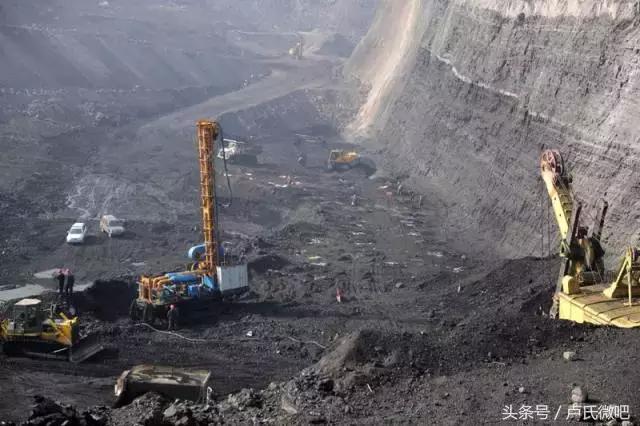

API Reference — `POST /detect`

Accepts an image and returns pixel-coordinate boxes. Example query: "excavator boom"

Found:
[540,149,573,240]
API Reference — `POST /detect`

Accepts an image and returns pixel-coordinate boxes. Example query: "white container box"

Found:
[216,264,248,295]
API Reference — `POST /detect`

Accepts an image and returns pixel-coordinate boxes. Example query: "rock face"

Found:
[347,0,640,257]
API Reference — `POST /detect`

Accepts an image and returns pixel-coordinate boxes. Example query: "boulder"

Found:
[571,386,587,404]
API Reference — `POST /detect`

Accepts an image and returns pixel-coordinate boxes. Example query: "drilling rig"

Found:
[130,120,248,323]
[540,149,640,327]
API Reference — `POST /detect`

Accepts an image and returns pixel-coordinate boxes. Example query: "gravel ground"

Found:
[2,133,639,424]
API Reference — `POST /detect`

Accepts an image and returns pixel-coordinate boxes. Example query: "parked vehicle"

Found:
[217,138,260,165]
[100,215,125,237]
[66,223,88,244]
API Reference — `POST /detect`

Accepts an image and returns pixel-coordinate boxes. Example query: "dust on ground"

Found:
[2,129,639,424]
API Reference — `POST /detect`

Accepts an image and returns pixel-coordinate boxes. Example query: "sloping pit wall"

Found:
[347,0,640,258]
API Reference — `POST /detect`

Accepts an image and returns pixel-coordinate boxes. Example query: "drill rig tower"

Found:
[196,120,219,285]
[131,120,248,323]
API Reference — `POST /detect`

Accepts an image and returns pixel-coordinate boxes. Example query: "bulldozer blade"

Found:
[69,334,105,363]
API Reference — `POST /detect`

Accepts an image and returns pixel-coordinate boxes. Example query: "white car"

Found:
[217,139,259,165]
[66,223,88,244]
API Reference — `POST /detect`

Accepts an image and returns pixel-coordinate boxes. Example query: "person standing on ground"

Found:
[64,269,75,297]
[167,305,179,330]
[297,153,306,167]
[54,269,65,296]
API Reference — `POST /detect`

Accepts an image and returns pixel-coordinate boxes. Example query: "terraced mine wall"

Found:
[347,0,640,258]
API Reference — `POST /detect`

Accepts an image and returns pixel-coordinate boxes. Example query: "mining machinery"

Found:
[327,150,360,171]
[540,149,640,327]
[1,298,104,362]
[131,120,248,323]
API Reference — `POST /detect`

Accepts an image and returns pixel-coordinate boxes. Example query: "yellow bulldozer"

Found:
[540,149,640,327]
[0,298,104,362]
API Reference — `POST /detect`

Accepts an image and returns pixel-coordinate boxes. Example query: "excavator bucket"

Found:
[69,333,105,363]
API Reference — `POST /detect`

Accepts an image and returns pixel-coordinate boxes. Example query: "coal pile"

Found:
[78,279,137,322]
[248,254,290,275]
[19,395,109,426]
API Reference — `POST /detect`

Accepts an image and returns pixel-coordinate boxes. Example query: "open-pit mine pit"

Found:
[1,1,640,424]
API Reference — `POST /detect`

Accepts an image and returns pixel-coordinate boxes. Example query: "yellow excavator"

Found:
[540,149,640,327]
[327,150,360,171]
[0,298,104,362]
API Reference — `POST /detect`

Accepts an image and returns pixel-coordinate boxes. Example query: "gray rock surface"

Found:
[347,0,640,258]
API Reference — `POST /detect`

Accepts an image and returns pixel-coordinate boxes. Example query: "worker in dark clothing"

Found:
[167,305,179,330]
[54,269,65,296]
[64,269,75,297]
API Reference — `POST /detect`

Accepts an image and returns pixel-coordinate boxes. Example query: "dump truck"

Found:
[0,298,105,362]
[114,365,212,407]
[540,149,640,327]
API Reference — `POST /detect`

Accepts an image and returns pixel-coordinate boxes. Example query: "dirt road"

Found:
[141,59,336,134]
